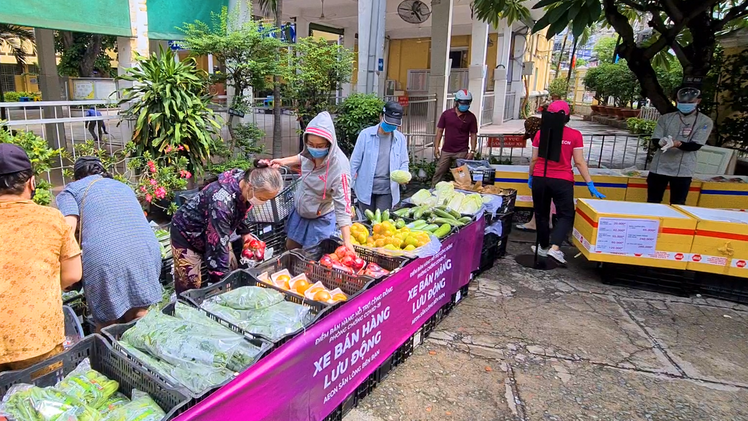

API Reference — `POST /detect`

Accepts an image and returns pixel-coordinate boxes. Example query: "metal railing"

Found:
[504,91,516,122]
[482,92,495,126]
[0,100,129,187]
[406,132,651,170]
[400,95,437,135]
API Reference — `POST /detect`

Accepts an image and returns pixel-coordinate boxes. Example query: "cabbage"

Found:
[434,182,455,205]
[390,170,412,184]
[482,195,492,204]
[458,194,483,215]
[411,189,434,206]
[446,192,465,212]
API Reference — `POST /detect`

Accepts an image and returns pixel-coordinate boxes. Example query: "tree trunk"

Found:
[272,0,283,158]
[566,39,579,86]
[79,34,103,77]
[554,33,568,78]
[620,41,676,114]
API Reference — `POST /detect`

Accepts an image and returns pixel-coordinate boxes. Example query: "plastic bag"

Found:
[1,383,102,421]
[102,390,165,421]
[98,393,130,417]
[207,286,285,310]
[55,359,119,409]
[201,300,312,341]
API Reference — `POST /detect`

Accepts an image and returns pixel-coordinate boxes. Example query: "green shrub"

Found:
[626,117,656,136]
[0,128,63,206]
[548,78,569,100]
[2,91,41,102]
[334,94,386,156]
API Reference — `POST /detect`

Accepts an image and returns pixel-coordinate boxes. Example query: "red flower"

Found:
[177,145,185,151]
[145,193,153,203]
[165,145,173,153]
[139,186,147,193]
[149,178,158,186]
[155,186,167,200]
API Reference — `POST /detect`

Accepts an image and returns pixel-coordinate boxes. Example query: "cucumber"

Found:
[413,206,426,219]
[394,208,411,218]
[433,208,458,221]
[448,209,462,219]
[364,209,376,223]
[382,209,390,222]
[433,224,451,238]
[412,220,428,228]
[396,219,406,229]
[374,209,381,224]
[433,217,463,227]
[423,224,440,232]
[458,216,473,224]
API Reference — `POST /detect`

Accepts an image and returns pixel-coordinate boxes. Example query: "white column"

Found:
[357,0,386,94]
[341,25,356,97]
[493,21,512,124]
[118,0,150,146]
[295,16,310,39]
[35,28,64,149]
[428,0,454,116]
[468,21,489,128]
[510,30,526,120]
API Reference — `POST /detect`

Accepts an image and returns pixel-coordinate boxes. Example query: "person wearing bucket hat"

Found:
[0,144,82,371]
[350,101,410,214]
[647,86,713,205]
[56,156,164,331]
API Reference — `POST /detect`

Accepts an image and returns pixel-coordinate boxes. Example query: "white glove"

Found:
[658,137,668,147]
[660,136,674,152]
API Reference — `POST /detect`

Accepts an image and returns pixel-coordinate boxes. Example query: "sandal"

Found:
[515,223,536,232]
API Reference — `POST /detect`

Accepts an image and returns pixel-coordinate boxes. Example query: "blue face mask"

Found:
[457,104,470,113]
[380,122,397,133]
[677,102,697,114]
[307,146,329,158]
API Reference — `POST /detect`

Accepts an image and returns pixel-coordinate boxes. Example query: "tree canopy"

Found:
[472,0,748,113]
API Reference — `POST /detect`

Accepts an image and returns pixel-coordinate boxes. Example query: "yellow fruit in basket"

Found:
[404,244,416,251]
[373,224,382,235]
[375,238,386,248]
[331,293,347,302]
[294,280,311,295]
[384,244,399,251]
[314,290,332,302]
[356,233,367,244]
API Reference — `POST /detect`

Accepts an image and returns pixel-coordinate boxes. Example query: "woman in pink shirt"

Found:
[529,101,604,264]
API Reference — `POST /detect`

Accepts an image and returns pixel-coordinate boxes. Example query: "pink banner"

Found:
[176,219,485,421]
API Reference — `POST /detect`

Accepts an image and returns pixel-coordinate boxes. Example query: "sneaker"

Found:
[547,248,567,264]
[530,245,548,257]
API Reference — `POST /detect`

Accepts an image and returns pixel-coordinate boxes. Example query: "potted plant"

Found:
[118,46,222,175]
[548,78,569,102]
[128,145,191,219]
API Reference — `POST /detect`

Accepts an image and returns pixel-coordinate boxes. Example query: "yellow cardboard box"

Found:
[492,165,532,208]
[574,169,628,201]
[625,172,701,206]
[573,199,696,269]
[695,175,748,210]
[675,206,748,278]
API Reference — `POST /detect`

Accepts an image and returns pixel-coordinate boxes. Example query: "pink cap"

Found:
[547,100,570,115]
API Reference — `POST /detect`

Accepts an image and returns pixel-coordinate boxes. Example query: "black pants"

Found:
[647,172,691,205]
[532,177,575,249]
[358,193,393,215]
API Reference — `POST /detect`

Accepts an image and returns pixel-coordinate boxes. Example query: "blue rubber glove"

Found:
[587,181,606,199]
[528,175,533,189]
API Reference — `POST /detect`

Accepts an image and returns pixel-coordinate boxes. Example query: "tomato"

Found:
[335,246,348,259]
[341,256,354,267]
[351,257,366,271]
[320,255,334,268]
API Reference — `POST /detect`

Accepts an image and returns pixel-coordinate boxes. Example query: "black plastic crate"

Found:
[254,251,378,298]
[497,189,517,214]
[478,233,501,273]
[303,238,411,272]
[102,304,273,399]
[455,159,495,185]
[179,269,328,346]
[0,335,191,420]
[245,174,299,224]
[690,273,748,304]
[599,263,694,297]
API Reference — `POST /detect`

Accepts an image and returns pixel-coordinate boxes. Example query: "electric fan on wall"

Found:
[397,0,432,24]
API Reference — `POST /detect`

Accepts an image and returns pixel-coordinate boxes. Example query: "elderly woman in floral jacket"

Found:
[170,162,283,293]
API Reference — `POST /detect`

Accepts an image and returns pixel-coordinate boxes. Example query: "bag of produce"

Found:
[102,390,165,421]
[208,286,285,310]
[98,393,130,417]
[1,383,102,421]
[55,359,119,409]
[202,300,312,341]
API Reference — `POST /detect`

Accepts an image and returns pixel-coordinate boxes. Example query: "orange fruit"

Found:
[331,293,347,302]
[373,224,382,234]
[276,274,291,282]
[293,279,310,294]
[276,279,290,290]
[314,290,332,302]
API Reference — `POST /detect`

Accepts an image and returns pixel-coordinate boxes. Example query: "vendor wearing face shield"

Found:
[647,87,714,205]
[350,101,410,214]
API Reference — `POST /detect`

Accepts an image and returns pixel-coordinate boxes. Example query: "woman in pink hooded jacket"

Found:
[270,111,356,253]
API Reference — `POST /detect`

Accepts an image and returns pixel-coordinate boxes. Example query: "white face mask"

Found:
[250,197,266,207]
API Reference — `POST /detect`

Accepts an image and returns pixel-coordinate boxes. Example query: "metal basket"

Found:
[244,169,300,224]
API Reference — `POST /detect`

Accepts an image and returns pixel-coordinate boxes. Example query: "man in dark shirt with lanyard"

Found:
[647,87,713,205]
[431,89,478,186]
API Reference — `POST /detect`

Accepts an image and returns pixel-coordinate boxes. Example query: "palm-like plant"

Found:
[0,24,34,120]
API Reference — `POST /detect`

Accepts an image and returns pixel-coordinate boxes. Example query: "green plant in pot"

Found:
[548,78,569,100]
[128,144,190,216]
[0,127,63,206]
[117,46,222,174]
[334,94,385,156]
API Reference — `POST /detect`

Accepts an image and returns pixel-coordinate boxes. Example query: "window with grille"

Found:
[0,64,17,94]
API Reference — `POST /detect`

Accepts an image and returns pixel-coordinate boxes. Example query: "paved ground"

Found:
[344,230,748,421]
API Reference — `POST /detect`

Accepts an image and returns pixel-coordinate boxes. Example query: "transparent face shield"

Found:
[676,87,700,103]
